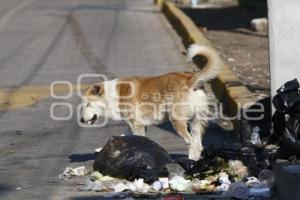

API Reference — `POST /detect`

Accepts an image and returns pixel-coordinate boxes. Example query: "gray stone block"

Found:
[274,160,300,200]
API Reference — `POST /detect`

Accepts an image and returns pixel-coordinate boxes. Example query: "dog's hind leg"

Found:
[170,119,200,160]
[189,119,206,160]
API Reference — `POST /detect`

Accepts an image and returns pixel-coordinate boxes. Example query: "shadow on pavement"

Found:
[170,153,187,160]
[0,183,13,196]
[156,122,177,135]
[182,2,267,31]
[157,120,239,149]
[203,122,239,149]
[69,153,96,163]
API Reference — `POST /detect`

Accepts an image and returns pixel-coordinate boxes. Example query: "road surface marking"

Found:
[0,84,89,111]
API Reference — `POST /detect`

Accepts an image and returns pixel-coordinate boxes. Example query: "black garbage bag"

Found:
[273,79,300,113]
[177,148,233,174]
[176,148,228,179]
[272,78,300,159]
[175,149,214,177]
[93,135,171,183]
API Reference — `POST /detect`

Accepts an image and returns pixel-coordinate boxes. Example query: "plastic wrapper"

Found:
[93,135,171,183]
[165,163,185,178]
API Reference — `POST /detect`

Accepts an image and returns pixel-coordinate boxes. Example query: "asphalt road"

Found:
[0,0,237,199]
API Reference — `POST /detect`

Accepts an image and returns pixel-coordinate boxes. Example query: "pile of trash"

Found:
[59,165,273,198]
[58,79,300,199]
[59,135,275,199]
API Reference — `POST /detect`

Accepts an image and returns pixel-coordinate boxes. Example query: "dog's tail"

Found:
[187,44,222,87]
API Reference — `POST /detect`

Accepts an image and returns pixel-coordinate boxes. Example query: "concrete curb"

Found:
[156,0,258,137]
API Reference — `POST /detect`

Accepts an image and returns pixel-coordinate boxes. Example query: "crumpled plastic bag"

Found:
[168,175,191,191]
[93,135,171,183]
[165,163,185,177]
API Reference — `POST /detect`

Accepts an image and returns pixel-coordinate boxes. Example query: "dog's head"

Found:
[80,83,107,125]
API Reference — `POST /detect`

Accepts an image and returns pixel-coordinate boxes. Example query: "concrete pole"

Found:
[268,0,300,96]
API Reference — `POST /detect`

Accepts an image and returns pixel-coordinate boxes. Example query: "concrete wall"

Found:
[268,0,300,96]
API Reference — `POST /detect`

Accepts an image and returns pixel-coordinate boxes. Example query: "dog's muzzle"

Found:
[80,114,97,125]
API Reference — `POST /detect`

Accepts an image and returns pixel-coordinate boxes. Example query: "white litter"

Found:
[152,180,162,191]
[216,172,231,192]
[129,178,151,193]
[58,166,89,179]
[100,175,115,181]
[159,177,169,189]
[91,171,103,180]
[169,175,191,191]
[92,181,103,191]
[79,178,103,191]
[250,126,262,148]
[113,182,129,193]
[219,172,231,185]
[251,18,268,32]
[217,183,230,192]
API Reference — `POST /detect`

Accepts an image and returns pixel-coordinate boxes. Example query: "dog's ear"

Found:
[91,85,103,96]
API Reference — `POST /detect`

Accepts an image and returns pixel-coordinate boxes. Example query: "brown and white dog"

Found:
[80,44,221,160]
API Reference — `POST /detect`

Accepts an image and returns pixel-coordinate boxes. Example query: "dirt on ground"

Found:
[182,0,269,100]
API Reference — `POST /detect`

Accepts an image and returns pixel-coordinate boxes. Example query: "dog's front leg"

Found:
[126,120,146,136]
